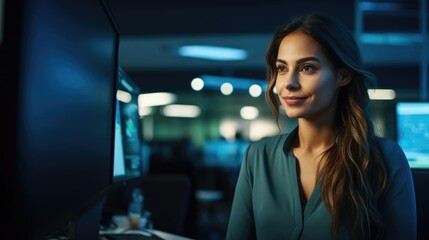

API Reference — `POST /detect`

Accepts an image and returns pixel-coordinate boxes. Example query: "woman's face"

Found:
[275,31,341,123]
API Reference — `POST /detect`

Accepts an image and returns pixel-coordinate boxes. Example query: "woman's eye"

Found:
[301,64,316,73]
[276,65,287,73]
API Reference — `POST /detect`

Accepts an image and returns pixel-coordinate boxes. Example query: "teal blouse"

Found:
[226,128,416,240]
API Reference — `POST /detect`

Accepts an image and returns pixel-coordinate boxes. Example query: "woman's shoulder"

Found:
[242,133,293,173]
[253,133,288,145]
[375,136,401,152]
[247,133,290,153]
[374,136,410,172]
[242,131,297,165]
[374,136,405,157]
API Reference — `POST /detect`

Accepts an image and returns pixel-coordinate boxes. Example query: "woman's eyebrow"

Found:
[296,56,321,64]
[276,59,287,65]
[276,56,321,65]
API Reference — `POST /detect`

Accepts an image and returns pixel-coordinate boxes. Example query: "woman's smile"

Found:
[282,95,308,106]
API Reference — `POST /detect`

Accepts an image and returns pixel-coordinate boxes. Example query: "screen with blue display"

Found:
[203,140,250,168]
[112,68,147,182]
[113,100,126,178]
[112,99,143,181]
[396,102,429,169]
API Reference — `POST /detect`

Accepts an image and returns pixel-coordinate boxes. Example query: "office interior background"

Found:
[105,0,429,239]
[109,0,427,142]
[2,0,428,239]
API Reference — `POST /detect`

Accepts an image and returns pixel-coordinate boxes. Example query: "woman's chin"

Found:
[284,111,302,119]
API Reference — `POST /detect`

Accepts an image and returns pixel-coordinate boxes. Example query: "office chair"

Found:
[136,174,192,236]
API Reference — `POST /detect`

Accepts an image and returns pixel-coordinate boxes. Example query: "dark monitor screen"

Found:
[396,102,429,169]
[1,0,120,239]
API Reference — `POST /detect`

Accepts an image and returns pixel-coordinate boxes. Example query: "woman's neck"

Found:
[295,120,336,155]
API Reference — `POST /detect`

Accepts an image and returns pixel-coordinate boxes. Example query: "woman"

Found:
[226,14,416,240]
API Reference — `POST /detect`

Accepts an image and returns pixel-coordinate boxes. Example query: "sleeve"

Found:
[380,140,417,240]
[226,143,257,240]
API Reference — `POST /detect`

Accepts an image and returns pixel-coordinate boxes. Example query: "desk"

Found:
[100,215,195,240]
[150,229,193,240]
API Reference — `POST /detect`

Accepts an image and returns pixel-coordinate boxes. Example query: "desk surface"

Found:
[151,230,194,240]
[100,229,194,240]
[100,215,195,240]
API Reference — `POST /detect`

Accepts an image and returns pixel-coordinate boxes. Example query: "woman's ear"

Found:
[337,69,352,87]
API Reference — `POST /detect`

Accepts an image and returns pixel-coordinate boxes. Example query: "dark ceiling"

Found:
[106,0,427,99]
[107,0,355,36]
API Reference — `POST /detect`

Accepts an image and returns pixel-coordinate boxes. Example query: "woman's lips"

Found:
[282,96,307,106]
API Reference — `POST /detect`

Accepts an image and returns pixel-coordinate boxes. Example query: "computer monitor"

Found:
[113,99,128,179]
[99,69,149,230]
[112,67,147,182]
[1,0,120,239]
[395,102,429,169]
[202,139,250,168]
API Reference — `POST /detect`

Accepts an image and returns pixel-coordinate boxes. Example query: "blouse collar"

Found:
[283,126,299,155]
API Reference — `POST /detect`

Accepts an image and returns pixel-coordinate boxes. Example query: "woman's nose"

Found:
[285,72,299,91]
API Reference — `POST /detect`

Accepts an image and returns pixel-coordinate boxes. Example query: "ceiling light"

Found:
[191,77,204,91]
[273,87,277,94]
[199,75,267,93]
[116,90,132,103]
[162,104,201,118]
[359,1,401,11]
[249,120,279,141]
[138,106,152,117]
[249,84,263,97]
[138,92,176,107]
[240,106,259,120]
[177,45,248,61]
[368,89,396,100]
[219,119,239,141]
[220,82,233,95]
[360,33,423,46]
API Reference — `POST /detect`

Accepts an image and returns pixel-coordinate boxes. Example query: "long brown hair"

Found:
[265,14,388,239]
